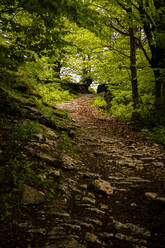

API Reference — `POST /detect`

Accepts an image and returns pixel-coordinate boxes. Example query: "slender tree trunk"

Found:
[128,6,139,110]
[129,26,139,110]
[138,0,165,113]
[82,54,93,89]
[154,66,165,111]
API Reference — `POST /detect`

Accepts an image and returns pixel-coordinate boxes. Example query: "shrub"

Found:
[110,91,133,120]
[150,126,165,145]
[93,95,107,108]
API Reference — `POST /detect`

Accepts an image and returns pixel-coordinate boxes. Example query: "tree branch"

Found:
[106,22,129,37]
[134,36,152,64]
[116,0,130,12]
[106,45,130,58]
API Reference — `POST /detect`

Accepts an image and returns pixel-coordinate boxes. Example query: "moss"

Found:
[12,120,43,141]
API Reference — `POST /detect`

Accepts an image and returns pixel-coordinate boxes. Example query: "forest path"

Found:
[53,94,165,248]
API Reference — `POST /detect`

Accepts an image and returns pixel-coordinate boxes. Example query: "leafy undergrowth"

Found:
[0,80,77,222]
[93,95,165,145]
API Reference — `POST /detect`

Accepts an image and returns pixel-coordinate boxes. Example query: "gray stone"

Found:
[41,125,58,139]
[115,233,147,245]
[45,138,57,146]
[82,136,98,142]
[58,183,69,194]
[80,171,100,179]
[79,222,94,230]
[87,192,96,198]
[93,151,110,156]
[82,196,96,205]
[86,207,105,215]
[85,232,102,244]
[33,133,43,141]
[89,178,113,195]
[77,203,91,210]
[76,203,92,208]
[145,192,159,200]
[22,184,45,205]
[115,188,128,192]
[48,168,61,177]
[126,177,150,183]
[141,157,155,163]
[89,142,102,146]
[48,226,65,236]
[79,184,88,190]
[45,238,83,248]
[99,232,114,239]
[152,162,164,167]
[113,220,151,238]
[27,142,50,152]
[117,160,136,168]
[71,186,81,193]
[100,137,117,144]
[130,202,137,207]
[133,153,145,159]
[145,192,165,203]
[85,218,103,226]
[61,154,80,171]
[100,204,109,210]
[48,211,70,218]
[157,197,165,203]
[74,195,82,201]
[63,224,81,231]
[17,222,32,228]
[27,228,46,235]
[108,176,125,181]
[38,152,56,163]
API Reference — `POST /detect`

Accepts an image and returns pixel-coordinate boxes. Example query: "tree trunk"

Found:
[82,55,93,89]
[127,6,139,110]
[129,26,139,110]
[138,0,165,113]
[154,66,165,112]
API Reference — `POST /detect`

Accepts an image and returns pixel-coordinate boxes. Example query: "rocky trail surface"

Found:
[1,94,165,248]
[51,94,165,248]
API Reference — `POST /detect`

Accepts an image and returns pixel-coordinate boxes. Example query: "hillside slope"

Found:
[0,92,165,248]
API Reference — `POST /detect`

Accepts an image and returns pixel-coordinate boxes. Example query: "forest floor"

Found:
[1,94,165,248]
[55,94,165,248]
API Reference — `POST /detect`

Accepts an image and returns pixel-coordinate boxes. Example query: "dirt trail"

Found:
[54,94,165,248]
[2,94,164,248]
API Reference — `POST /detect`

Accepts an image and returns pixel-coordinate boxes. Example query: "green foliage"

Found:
[18,55,56,84]
[13,120,43,141]
[112,102,134,121]
[110,91,134,120]
[58,131,76,156]
[34,170,53,187]
[150,126,165,145]
[0,194,12,221]
[138,93,155,122]
[10,158,32,191]
[94,95,107,108]
[36,83,74,104]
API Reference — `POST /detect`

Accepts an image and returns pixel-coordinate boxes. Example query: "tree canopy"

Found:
[0,0,165,124]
